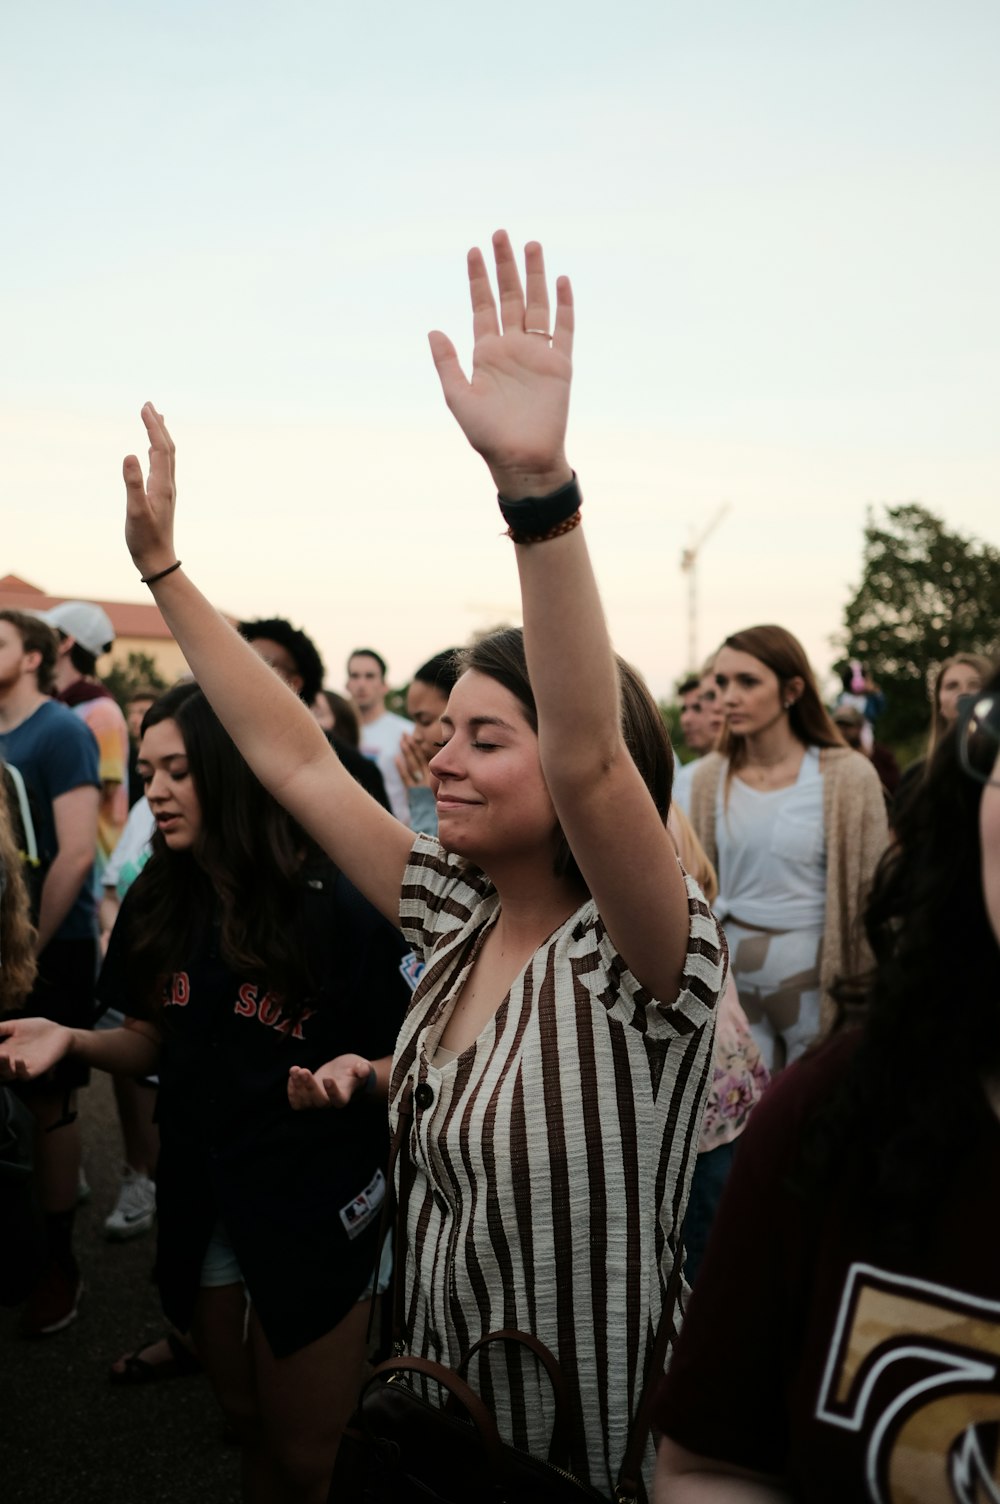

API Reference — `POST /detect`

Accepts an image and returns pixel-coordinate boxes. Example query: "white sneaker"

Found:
[104,1167,156,1241]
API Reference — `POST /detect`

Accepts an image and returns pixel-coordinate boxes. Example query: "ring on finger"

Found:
[525,327,551,338]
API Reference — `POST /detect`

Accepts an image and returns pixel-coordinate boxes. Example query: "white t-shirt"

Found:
[358,710,414,826]
[714,746,827,930]
[103,796,156,897]
[672,758,697,816]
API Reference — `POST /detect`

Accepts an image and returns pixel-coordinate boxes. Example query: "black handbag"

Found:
[329,1083,684,1503]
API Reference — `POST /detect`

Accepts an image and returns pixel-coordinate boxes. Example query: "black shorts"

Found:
[12,937,98,1094]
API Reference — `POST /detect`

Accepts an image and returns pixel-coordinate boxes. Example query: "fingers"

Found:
[552,275,574,358]
[468,246,500,341]
[428,330,469,409]
[492,229,526,334]
[522,240,550,337]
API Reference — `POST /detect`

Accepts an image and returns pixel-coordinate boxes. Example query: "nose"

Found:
[428,738,460,782]
[145,768,171,804]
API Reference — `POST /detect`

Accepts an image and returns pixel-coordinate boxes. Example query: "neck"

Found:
[742,715,802,767]
[486,857,586,944]
[53,660,81,694]
[0,680,46,731]
[358,703,385,727]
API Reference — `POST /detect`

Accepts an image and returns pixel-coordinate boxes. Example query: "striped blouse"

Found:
[389,835,726,1494]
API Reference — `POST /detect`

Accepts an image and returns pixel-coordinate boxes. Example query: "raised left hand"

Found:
[123,403,179,581]
[428,230,574,501]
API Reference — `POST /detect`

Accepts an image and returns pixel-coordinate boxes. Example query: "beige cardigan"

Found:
[688,746,888,1031]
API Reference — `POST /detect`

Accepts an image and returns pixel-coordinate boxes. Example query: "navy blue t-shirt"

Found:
[0,699,100,941]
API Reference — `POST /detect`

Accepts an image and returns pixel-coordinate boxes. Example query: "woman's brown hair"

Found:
[928,653,993,752]
[714,624,844,774]
[457,627,673,893]
[123,684,324,1017]
[0,782,37,1011]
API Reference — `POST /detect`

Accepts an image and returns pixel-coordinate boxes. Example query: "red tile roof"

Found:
[0,575,173,640]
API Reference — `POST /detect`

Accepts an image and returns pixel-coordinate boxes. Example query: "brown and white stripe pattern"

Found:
[390,835,725,1495]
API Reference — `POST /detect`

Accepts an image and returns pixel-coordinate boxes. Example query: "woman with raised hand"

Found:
[0,684,410,1503]
[115,232,725,1495]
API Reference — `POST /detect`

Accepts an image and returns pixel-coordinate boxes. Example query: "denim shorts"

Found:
[200,1224,392,1300]
[200,1221,244,1288]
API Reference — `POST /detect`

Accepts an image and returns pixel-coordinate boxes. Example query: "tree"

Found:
[101,651,169,712]
[839,504,1000,744]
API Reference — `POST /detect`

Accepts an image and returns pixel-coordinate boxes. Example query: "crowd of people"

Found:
[0,232,997,1504]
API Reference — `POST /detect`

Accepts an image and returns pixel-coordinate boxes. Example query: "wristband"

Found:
[363,1064,377,1096]
[497,473,581,536]
[140,560,182,586]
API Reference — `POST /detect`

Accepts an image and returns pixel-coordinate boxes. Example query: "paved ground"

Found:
[0,1071,241,1504]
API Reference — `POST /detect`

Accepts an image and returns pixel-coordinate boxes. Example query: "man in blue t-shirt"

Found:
[0,609,100,1336]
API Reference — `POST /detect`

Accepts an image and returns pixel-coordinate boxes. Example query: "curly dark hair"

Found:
[793,662,1000,1253]
[124,684,324,1018]
[238,617,326,705]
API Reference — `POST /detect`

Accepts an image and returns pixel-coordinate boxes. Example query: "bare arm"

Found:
[655,1439,793,1503]
[0,1015,160,1082]
[121,408,412,926]
[429,234,689,1001]
[36,784,100,952]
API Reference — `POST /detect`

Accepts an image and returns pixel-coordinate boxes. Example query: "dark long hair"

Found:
[124,684,323,1016]
[715,624,844,774]
[793,662,1000,1251]
[458,628,673,891]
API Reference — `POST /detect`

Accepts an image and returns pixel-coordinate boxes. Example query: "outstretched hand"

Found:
[428,230,574,501]
[287,1055,373,1111]
[123,403,179,581]
[0,1017,72,1083]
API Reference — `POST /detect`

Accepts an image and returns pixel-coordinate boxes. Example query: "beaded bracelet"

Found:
[497,472,581,539]
[505,510,582,545]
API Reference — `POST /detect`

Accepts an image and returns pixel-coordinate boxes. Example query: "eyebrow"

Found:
[438,714,519,732]
[135,753,188,769]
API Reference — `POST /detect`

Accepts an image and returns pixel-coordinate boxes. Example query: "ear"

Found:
[783,675,806,709]
[22,647,43,677]
[56,635,75,658]
[289,672,304,696]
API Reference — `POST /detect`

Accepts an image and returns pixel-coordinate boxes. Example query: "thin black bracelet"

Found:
[497,473,581,535]
[363,1064,377,1096]
[140,560,183,586]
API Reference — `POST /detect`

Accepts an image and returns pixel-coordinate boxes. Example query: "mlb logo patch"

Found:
[339,1169,386,1240]
[399,950,425,993]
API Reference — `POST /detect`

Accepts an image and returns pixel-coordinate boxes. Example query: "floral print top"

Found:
[699,975,770,1152]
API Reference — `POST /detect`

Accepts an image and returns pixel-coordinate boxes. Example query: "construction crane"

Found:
[679,504,730,672]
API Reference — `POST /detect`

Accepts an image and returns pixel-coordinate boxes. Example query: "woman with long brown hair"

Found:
[689,624,888,1071]
[0,684,410,1503]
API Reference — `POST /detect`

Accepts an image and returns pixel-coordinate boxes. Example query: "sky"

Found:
[2,0,997,700]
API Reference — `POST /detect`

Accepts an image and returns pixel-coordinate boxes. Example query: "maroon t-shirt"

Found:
[656,1038,1000,1502]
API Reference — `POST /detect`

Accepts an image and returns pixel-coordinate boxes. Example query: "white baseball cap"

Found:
[40,601,115,657]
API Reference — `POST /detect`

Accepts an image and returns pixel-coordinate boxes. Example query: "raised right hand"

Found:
[0,1017,73,1082]
[123,402,179,581]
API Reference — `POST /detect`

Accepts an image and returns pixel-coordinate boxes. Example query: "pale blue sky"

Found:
[2,1,997,696]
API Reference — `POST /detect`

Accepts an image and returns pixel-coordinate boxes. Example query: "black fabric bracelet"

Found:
[140,560,182,586]
[363,1064,377,1096]
[496,473,581,535]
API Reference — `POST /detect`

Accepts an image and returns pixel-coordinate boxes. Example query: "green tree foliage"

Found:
[101,651,169,711]
[840,504,999,744]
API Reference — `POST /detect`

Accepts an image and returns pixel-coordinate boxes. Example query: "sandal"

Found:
[109,1331,202,1385]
